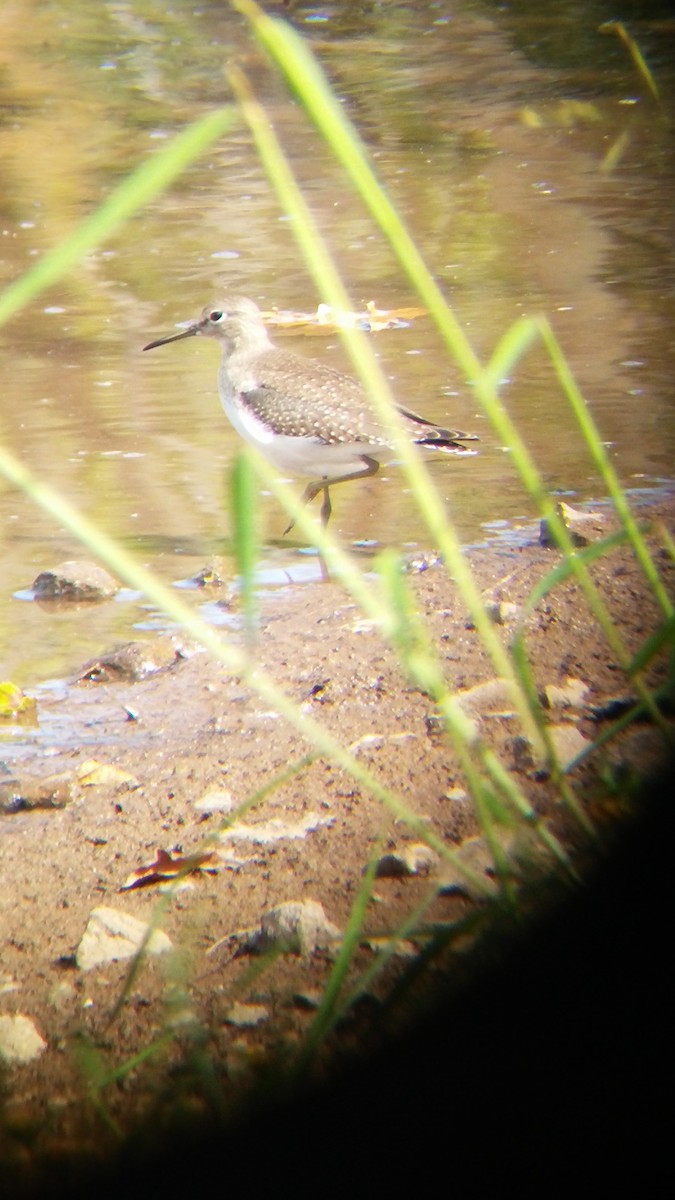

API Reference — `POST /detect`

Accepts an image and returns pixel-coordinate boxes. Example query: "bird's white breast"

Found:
[220,385,387,480]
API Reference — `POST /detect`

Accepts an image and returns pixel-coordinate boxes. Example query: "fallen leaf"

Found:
[76,760,139,788]
[0,681,37,720]
[121,847,218,890]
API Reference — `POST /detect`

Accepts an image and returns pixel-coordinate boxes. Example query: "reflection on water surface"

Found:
[1,1,674,683]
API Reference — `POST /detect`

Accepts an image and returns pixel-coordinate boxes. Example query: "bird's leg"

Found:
[283,457,380,536]
[320,485,332,527]
[283,479,323,535]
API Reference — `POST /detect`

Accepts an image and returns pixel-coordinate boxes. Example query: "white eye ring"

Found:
[208,310,224,323]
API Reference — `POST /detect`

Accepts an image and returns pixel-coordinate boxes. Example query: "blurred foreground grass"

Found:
[1,0,673,1169]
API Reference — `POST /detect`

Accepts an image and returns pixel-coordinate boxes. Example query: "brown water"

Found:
[1,0,674,687]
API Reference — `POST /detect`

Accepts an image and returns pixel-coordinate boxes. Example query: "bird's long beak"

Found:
[143,321,202,351]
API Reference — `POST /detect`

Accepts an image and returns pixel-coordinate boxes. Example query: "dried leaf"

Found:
[76,760,139,788]
[0,681,36,719]
[121,847,218,890]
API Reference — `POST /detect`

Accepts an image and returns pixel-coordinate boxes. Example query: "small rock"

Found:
[374,842,439,878]
[489,600,520,625]
[292,990,322,1011]
[48,981,78,1010]
[363,936,418,957]
[189,563,229,589]
[511,735,536,772]
[444,786,470,804]
[0,771,73,814]
[77,638,185,683]
[466,600,520,628]
[223,1002,269,1028]
[76,905,172,971]
[437,836,498,901]
[0,1014,47,1064]
[424,713,445,739]
[544,677,590,712]
[32,560,119,601]
[218,812,334,846]
[589,695,635,720]
[539,502,605,548]
[455,678,516,718]
[247,900,341,957]
[548,723,591,770]
[502,824,556,876]
[405,551,442,573]
[194,788,235,814]
[511,724,591,773]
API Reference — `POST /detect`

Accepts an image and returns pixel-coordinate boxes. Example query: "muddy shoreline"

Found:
[1,492,673,1187]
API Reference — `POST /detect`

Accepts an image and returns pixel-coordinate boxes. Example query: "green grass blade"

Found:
[600,21,660,102]
[232,3,673,762]
[0,442,491,862]
[230,451,259,644]
[535,316,673,620]
[232,0,481,379]
[481,325,671,738]
[295,842,382,1072]
[226,63,546,759]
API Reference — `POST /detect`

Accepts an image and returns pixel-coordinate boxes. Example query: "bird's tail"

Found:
[398,405,479,454]
[417,433,479,455]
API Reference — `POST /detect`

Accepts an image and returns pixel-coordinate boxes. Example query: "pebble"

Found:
[0,771,73,814]
[76,905,172,971]
[544,677,590,711]
[246,900,341,957]
[374,842,439,877]
[32,560,119,601]
[539,502,606,548]
[0,1014,47,1064]
[224,1002,269,1028]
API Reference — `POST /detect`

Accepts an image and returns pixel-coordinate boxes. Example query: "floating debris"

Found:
[262,300,426,335]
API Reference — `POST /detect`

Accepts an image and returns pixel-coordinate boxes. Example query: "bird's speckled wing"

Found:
[233,348,388,445]
[227,346,477,451]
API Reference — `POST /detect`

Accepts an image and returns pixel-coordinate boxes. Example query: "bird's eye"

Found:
[209,310,223,322]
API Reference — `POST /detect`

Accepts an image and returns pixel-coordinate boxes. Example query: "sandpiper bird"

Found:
[143,296,478,529]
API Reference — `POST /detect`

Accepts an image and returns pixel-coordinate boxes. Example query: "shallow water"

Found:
[1,1,674,685]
